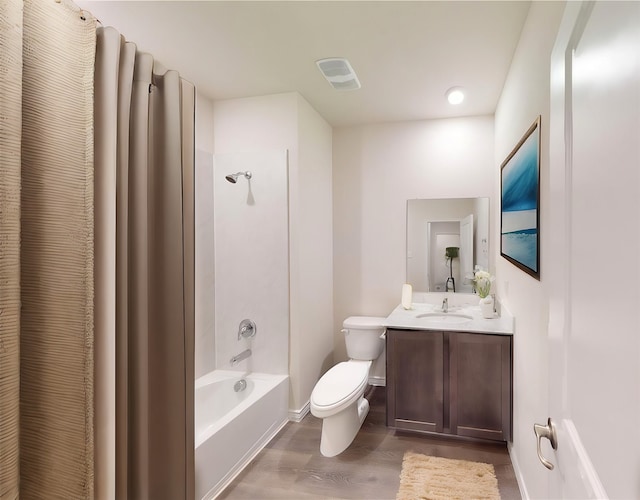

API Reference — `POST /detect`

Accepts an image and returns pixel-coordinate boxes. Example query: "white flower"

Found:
[473,270,494,299]
[474,270,491,281]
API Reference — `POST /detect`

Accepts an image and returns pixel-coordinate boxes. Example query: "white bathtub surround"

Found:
[195,148,215,379]
[195,370,289,500]
[212,93,333,414]
[213,150,290,376]
[195,150,289,499]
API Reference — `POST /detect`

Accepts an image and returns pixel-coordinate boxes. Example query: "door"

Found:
[458,214,474,293]
[426,221,460,292]
[544,2,640,498]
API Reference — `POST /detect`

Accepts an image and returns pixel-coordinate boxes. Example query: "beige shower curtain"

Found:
[1,0,97,497]
[0,2,194,499]
[94,26,195,500]
[0,0,23,497]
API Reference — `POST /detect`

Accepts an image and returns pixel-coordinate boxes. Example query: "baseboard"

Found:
[368,375,386,387]
[288,401,310,423]
[507,442,529,500]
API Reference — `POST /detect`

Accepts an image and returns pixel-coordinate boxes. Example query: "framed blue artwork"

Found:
[500,117,541,280]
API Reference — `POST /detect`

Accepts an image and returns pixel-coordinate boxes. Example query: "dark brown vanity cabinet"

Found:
[385,330,445,434]
[386,329,512,442]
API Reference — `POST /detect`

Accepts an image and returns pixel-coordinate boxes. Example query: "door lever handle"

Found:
[533,417,558,470]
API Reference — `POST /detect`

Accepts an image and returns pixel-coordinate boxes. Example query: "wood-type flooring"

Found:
[218,387,521,499]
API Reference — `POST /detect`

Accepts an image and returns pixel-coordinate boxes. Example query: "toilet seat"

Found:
[310,360,371,418]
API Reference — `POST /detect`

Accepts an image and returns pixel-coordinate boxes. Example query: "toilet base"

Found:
[319,396,370,457]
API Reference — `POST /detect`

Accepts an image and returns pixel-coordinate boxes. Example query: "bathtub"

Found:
[195,370,289,500]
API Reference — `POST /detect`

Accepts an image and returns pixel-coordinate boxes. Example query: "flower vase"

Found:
[479,296,494,319]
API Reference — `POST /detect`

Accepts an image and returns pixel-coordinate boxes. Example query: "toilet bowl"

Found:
[310,316,386,457]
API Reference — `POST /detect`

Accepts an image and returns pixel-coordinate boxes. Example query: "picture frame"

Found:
[500,116,541,280]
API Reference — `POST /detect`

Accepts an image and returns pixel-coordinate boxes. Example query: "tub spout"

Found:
[230,349,252,366]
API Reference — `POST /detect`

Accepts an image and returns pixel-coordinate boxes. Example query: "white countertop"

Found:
[384,298,515,335]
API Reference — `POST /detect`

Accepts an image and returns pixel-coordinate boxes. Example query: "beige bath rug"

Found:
[397,451,500,500]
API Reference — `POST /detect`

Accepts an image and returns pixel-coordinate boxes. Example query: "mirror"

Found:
[406,198,489,293]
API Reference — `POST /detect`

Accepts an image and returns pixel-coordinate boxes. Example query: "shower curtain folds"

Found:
[0,7,194,498]
[94,26,195,500]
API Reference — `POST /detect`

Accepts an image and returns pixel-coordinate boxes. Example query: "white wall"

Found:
[290,95,334,414]
[195,92,215,379]
[494,2,565,498]
[332,117,494,361]
[212,92,333,413]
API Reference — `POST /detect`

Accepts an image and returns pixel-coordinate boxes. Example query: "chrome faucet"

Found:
[442,297,448,313]
[230,348,252,366]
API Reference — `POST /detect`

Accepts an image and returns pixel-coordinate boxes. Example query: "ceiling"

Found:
[77,1,531,127]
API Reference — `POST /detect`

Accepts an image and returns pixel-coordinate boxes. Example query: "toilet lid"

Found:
[343,316,386,329]
[311,361,370,408]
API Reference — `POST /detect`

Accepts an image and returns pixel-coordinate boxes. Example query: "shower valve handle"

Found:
[238,319,257,340]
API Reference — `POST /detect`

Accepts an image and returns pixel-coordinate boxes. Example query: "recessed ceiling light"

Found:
[316,58,361,91]
[446,87,465,105]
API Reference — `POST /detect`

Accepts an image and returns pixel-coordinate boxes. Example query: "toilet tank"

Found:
[342,316,386,361]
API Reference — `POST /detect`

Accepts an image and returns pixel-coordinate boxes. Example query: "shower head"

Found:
[225,171,252,183]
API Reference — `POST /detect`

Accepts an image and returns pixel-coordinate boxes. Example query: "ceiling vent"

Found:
[316,58,361,91]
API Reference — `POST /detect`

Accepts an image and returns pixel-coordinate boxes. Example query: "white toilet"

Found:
[310,316,386,457]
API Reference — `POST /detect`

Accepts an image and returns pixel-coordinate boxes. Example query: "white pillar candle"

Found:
[401,283,413,310]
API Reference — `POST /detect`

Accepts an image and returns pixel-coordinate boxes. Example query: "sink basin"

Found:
[415,312,473,324]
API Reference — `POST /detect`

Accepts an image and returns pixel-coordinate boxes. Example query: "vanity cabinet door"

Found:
[386,329,444,433]
[449,332,512,441]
